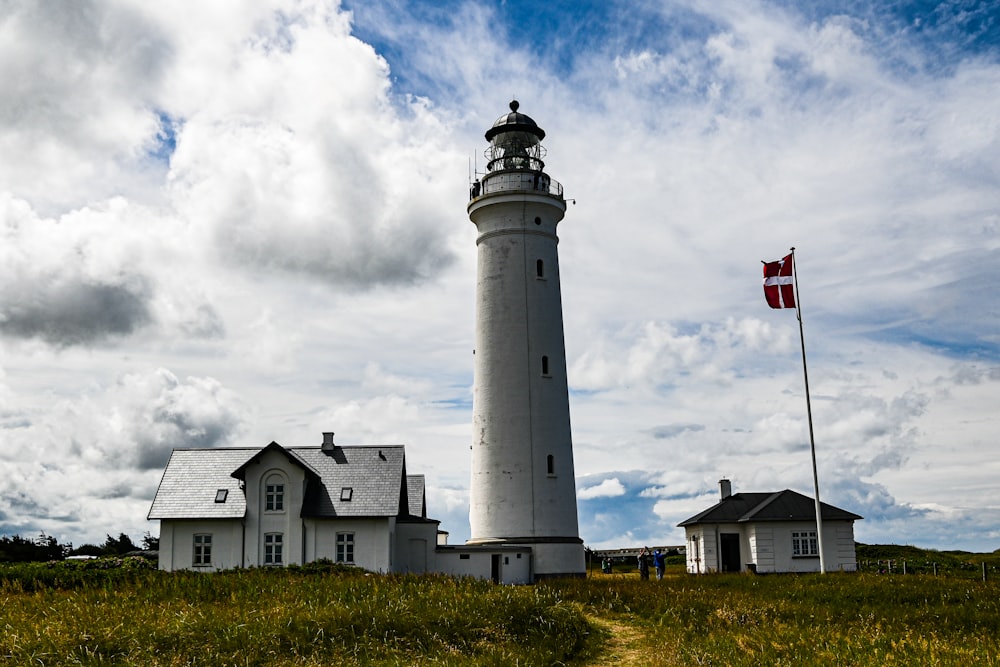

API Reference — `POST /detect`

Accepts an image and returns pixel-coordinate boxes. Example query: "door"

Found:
[720,533,741,573]
[491,554,501,583]
[408,539,427,573]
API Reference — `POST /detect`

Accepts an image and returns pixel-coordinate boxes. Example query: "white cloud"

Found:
[578,478,627,500]
[0,366,248,544]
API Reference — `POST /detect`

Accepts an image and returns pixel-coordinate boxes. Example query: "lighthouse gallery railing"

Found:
[470,170,564,201]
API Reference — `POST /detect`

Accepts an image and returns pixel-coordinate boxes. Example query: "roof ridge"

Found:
[289,444,406,449]
[740,490,787,521]
[170,447,259,452]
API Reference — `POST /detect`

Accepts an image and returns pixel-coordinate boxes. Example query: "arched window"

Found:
[264,474,285,512]
[536,259,544,278]
[547,454,555,475]
[541,355,550,376]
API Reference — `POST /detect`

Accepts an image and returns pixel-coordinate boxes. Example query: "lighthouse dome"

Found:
[485,100,545,142]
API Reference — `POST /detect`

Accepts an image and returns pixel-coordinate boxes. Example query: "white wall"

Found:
[435,548,532,584]
[531,542,586,579]
[748,525,776,572]
[685,520,859,574]
[685,524,739,573]
[157,519,243,572]
[766,521,857,573]
[307,517,393,572]
[831,522,859,572]
[242,451,307,567]
[394,521,439,574]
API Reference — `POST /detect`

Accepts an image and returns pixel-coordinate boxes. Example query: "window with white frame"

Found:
[193,534,212,566]
[264,533,283,565]
[792,530,818,556]
[336,532,354,564]
[265,475,284,512]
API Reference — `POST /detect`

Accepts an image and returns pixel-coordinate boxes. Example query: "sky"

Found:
[1,0,998,552]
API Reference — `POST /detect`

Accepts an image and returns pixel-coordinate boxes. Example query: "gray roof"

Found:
[148,443,410,521]
[231,441,322,480]
[677,489,863,527]
[292,446,406,518]
[407,475,425,518]
[147,448,254,519]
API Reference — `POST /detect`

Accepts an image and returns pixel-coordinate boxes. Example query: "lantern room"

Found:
[470,100,563,201]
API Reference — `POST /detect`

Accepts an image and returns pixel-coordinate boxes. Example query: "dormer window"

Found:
[340,487,353,502]
[215,489,228,503]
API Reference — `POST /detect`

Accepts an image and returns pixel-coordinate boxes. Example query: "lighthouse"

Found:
[466,101,585,579]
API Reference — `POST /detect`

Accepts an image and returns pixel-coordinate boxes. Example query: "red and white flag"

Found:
[763,253,795,309]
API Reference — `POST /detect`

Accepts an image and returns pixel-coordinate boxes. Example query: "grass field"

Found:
[2,552,999,665]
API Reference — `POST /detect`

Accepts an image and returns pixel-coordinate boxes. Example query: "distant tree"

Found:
[36,533,65,560]
[0,534,33,562]
[102,533,139,555]
[141,531,160,551]
[0,533,68,562]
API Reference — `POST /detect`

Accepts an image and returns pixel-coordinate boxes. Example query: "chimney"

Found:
[321,432,335,452]
[719,478,732,499]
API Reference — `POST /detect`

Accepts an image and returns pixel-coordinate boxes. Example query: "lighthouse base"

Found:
[465,536,586,582]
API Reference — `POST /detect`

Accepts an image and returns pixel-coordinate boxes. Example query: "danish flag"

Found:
[763,253,796,309]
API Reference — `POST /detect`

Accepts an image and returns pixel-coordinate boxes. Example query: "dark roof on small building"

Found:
[677,489,863,527]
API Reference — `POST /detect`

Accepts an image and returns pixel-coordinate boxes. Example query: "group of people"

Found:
[637,547,666,580]
[600,547,667,579]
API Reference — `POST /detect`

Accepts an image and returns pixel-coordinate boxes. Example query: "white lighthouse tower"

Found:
[466,101,585,579]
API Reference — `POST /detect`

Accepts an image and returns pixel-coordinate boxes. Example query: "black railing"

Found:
[470,170,563,201]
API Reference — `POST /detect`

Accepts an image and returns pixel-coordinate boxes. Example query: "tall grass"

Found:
[4,559,999,665]
[551,570,1000,665]
[2,563,592,665]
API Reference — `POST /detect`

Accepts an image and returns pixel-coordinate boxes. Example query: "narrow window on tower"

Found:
[536,259,545,278]
[547,454,555,476]
[541,355,550,376]
[534,216,542,225]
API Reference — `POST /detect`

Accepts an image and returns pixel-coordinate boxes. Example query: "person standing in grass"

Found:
[653,549,665,580]
[638,547,650,580]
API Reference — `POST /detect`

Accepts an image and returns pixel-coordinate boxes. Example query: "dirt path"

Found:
[584,613,655,666]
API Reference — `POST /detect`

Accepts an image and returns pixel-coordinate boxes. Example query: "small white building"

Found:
[678,480,862,574]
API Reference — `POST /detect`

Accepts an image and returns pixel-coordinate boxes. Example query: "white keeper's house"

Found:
[148,434,444,573]
[679,479,862,574]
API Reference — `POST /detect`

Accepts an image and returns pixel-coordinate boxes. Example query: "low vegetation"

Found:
[2,546,999,665]
[1,560,591,665]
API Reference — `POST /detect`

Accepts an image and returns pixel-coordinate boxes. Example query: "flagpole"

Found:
[790,247,826,574]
